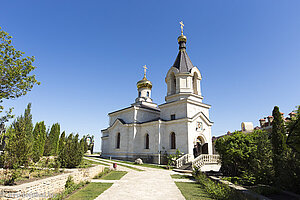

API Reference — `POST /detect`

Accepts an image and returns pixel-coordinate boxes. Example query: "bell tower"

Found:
[165,22,203,103]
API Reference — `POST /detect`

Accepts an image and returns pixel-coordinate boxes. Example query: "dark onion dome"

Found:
[137,76,152,89]
[172,33,194,72]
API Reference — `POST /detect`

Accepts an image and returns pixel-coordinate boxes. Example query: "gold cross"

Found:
[180,21,184,35]
[143,65,148,78]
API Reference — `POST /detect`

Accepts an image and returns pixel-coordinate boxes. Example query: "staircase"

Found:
[175,154,221,172]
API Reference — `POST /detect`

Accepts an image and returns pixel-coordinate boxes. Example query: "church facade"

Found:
[101,30,213,164]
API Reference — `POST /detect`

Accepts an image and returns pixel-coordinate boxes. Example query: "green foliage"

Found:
[287,106,300,153]
[271,106,288,185]
[58,133,85,168]
[93,168,111,179]
[32,121,46,162]
[3,103,33,168]
[0,27,39,123]
[215,130,273,185]
[44,123,60,156]
[58,131,66,155]
[167,149,183,166]
[65,176,75,189]
[193,169,242,200]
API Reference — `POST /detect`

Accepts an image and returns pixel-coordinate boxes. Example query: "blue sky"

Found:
[1,0,300,151]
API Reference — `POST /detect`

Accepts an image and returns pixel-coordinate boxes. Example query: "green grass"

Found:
[90,157,169,170]
[87,157,144,171]
[100,171,127,180]
[82,158,110,166]
[175,182,214,200]
[66,182,112,200]
[171,174,193,179]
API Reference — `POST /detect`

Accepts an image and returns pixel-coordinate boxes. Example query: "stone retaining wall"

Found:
[0,165,105,200]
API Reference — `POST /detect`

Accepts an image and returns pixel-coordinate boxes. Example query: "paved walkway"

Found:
[88,157,185,200]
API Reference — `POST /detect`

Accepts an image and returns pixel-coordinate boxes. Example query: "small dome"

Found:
[178,34,187,43]
[137,77,152,89]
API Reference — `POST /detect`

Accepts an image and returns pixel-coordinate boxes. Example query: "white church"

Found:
[101,26,214,165]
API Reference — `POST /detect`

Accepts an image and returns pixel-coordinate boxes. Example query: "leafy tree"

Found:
[0,27,39,123]
[58,131,66,155]
[3,104,34,168]
[271,106,287,183]
[44,123,60,156]
[32,121,46,162]
[215,130,273,185]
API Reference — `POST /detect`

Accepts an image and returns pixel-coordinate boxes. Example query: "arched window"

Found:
[170,132,176,149]
[138,92,141,97]
[116,132,120,149]
[146,91,149,97]
[170,73,176,95]
[145,134,149,149]
[193,72,198,95]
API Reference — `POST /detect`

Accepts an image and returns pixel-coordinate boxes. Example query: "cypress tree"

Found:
[44,123,60,156]
[32,121,46,162]
[271,106,287,183]
[58,131,66,155]
[3,104,33,168]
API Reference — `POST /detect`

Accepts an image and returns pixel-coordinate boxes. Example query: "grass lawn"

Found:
[66,182,112,200]
[100,171,127,180]
[87,157,144,171]
[171,174,193,179]
[90,157,169,170]
[175,182,214,200]
[82,158,110,166]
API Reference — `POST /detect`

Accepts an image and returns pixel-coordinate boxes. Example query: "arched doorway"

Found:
[193,136,208,158]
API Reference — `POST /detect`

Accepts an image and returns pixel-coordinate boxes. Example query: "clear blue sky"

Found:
[1,0,300,151]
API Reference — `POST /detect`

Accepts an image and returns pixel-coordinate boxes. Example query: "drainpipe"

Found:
[158,119,161,165]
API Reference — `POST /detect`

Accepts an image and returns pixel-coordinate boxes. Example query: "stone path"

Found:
[87,158,185,200]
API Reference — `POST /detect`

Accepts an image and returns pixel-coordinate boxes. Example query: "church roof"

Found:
[172,34,194,72]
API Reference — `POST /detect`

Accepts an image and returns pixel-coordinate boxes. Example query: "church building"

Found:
[101,26,213,164]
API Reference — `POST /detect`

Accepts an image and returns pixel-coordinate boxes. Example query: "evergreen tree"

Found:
[43,128,51,156]
[3,104,34,168]
[58,133,84,168]
[271,106,287,183]
[32,121,46,162]
[44,123,60,156]
[58,131,66,155]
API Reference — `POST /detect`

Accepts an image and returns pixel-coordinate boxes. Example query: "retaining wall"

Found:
[0,165,105,200]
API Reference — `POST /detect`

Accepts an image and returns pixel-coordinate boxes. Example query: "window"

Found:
[193,72,198,95]
[138,92,141,97]
[147,91,149,97]
[145,134,149,149]
[116,132,120,149]
[170,132,176,149]
[171,114,176,120]
[170,73,176,95]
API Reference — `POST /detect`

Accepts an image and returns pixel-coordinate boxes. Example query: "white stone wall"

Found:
[109,108,134,126]
[0,165,105,200]
[135,108,160,123]
[159,102,187,120]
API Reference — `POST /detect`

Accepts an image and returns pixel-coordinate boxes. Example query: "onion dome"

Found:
[137,77,152,89]
[137,66,152,89]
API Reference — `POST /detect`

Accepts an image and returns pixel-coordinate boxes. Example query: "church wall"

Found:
[159,102,187,120]
[160,121,189,154]
[136,108,160,123]
[109,108,134,126]
[187,102,209,119]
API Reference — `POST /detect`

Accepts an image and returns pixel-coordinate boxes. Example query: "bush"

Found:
[215,130,273,185]
[193,168,243,200]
